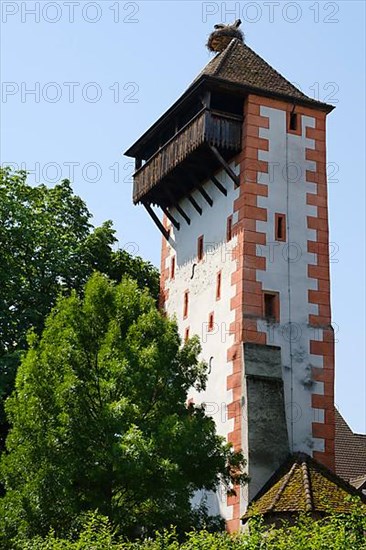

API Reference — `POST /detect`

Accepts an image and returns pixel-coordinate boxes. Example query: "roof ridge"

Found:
[300,458,314,511]
[212,38,238,76]
[301,453,366,503]
[268,461,297,512]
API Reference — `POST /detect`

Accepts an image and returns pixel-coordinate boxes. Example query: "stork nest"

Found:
[207,28,244,53]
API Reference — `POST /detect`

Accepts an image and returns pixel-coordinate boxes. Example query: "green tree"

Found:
[0,167,159,451]
[0,274,247,545]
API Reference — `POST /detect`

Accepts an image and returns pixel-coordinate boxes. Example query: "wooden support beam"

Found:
[180,167,214,208]
[188,195,202,215]
[143,203,170,241]
[211,176,227,196]
[175,203,191,225]
[161,207,180,230]
[197,184,213,207]
[165,188,191,225]
[209,145,240,187]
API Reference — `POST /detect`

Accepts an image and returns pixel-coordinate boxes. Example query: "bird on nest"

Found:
[207,19,244,52]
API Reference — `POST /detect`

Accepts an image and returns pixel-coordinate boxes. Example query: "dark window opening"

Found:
[290,112,298,131]
[170,256,175,279]
[275,213,286,241]
[208,312,214,332]
[177,100,203,130]
[183,291,189,319]
[264,292,279,322]
[216,271,222,300]
[197,235,204,261]
[211,92,244,117]
[184,327,190,342]
[227,216,233,242]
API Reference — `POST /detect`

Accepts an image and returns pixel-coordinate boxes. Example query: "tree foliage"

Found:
[0,167,159,450]
[0,273,247,545]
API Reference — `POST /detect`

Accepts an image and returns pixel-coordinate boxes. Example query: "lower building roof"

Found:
[335,408,366,482]
[242,452,366,522]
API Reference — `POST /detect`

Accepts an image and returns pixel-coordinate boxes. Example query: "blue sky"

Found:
[1,1,365,432]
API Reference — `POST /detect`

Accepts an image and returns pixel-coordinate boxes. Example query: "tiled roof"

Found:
[243,453,366,520]
[193,39,330,108]
[335,408,366,482]
[125,36,334,158]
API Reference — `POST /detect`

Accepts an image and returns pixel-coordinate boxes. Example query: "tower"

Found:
[125,26,335,531]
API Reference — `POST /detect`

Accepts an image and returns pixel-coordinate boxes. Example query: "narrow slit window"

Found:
[275,213,286,241]
[227,215,233,242]
[208,312,214,332]
[170,256,176,279]
[184,327,190,342]
[290,112,298,131]
[216,271,222,300]
[197,235,204,261]
[183,291,189,319]
[263,292,279,322]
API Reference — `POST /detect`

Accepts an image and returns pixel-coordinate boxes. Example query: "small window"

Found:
[264,294,275,320]
[227,215,233,242]
[216,271,222,300]
[183,290,189,319]
[275,213,286,241]
[289,112,298,131]
[170,256,176,279]
[197,235,204,261]
[263,292,279,322]
[184,327,190,342]
[208,312,214,332]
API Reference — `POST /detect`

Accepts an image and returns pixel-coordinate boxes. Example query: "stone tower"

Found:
[125,27,335,531]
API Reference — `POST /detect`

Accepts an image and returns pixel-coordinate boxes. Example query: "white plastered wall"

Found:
[254,106,325,459]
[163,164,240,520]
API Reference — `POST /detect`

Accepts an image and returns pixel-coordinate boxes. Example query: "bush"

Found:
[13,504,366,550]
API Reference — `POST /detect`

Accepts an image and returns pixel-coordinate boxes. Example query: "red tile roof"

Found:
[335,408,366,482]
[193,38,332,110]
[125,36,334,158]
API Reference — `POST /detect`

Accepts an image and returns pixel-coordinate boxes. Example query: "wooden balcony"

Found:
[132,108,242,205]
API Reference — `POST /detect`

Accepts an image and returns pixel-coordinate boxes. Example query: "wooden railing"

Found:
[133,109,242,203]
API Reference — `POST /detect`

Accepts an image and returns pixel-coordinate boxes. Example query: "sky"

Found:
[1,0,365,432]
